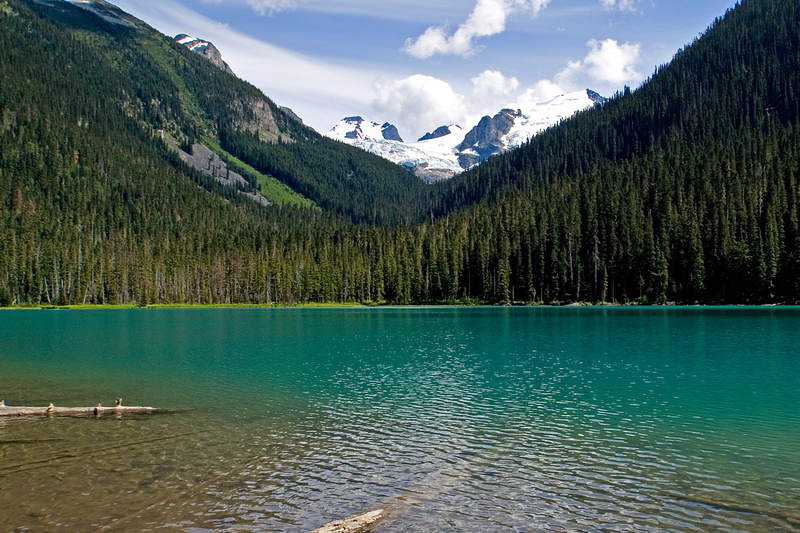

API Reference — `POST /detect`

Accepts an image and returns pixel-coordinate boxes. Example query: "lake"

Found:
[0,307,798,531]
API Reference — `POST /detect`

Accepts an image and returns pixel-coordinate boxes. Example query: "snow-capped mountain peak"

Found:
[326,118,465,182]
[502,89,605,147]
[176,34,211,51]
[328,117,404,143]
[326,89,605,182]
[174,34,235,75]
[418,125,456,142]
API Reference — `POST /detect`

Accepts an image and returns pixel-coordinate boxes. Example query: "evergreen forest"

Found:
[1,0,799,306]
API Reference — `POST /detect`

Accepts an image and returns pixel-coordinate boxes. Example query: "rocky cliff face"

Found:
[174,34,235,76]
[418,126,454,142]
[587,89,608,104]
[457,109,521,169]
[280,106,304,124]
[167,139,269,206]
[229,98,278,134]
[381,123,403,142]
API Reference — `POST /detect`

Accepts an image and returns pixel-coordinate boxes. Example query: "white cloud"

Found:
[515,79,564,104]
[471,69,520,99]
[582,38,641,84]
[471,70,520,115]
[513,38,641,105]
[599,0,637,11]
[372,75,469,139]
[553,60,583,89]
[544,38,641,90]
[404,0,550,59]
[372,70,536,139]
[370,70,528,139]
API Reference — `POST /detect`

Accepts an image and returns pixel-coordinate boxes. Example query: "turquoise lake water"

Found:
[0,307,798,531]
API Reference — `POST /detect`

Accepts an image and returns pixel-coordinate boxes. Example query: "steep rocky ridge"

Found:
[229,97,278,135]
[419,126,455,141]
[457,109,521,168]
[58,0,136,27]
[175,34,235,75]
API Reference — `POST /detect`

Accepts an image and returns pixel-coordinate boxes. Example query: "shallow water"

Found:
[0,307,798,531]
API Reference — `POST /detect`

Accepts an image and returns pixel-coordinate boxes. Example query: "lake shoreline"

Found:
[1,301,798,310]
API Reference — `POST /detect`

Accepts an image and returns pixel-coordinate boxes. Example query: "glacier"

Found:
[326,89,605,183]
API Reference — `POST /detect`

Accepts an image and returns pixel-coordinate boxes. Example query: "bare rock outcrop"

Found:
[175,34,235,76]
[167,139,269,206]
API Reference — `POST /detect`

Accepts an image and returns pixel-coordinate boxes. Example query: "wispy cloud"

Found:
[244,0,296,15]
[199,0,295,15]
[110,0,389,132]
[599,0,638,12]
[302,0,466,21]
[109,0,647,140]
[404,0,550,59]
[199,0,466,20]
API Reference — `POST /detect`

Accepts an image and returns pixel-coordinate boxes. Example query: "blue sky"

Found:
[110,0,735,140]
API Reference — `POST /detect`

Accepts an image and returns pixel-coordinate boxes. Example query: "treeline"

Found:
[219,128,430,226]
[5,120,797,306]
[1,0,799,306]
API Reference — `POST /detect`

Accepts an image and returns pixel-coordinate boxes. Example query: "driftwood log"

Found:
[0,399,156,417]
[672,493,800,525]
[310,509,384,533]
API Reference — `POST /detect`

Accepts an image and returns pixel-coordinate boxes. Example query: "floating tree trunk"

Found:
[310,509,385,533]
[0,399,157,417]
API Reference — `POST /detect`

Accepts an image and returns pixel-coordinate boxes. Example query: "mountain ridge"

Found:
[326,89,605,181]
[174,33,235,75]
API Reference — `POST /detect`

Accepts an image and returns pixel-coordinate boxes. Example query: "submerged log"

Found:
[678,493,800,524]
[310,509,384,533]
[0,399,157,417]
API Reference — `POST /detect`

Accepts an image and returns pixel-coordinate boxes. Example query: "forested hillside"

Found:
[423,0,800,303]
[1,0,798,306]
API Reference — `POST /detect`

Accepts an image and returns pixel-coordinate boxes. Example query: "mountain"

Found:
[458,90,606,168]
[27,1,425,225]
[51,0,136,27]
[328,116,404,142]
[326,89,604,181]
[0,0,428,306]
[2,0,800,308]
[327,117,465,182]
[174,31,306,126]
[174,34,235,75]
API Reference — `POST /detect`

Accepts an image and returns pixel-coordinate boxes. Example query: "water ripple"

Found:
[0,308,799,531]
